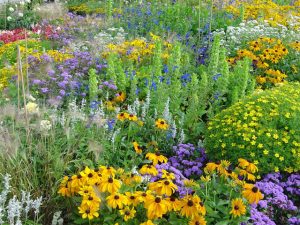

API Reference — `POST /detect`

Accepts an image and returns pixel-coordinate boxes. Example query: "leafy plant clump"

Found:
[205,82,300,175]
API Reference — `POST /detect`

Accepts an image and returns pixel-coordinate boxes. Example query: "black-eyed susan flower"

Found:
[148,179,177,196]
[188,215,207,225]
[140,220,156,225]
[139,164,158,176]
[58,176,72,197]
[204,162,219,174]
[167,196,181,211]
[133,141,143,154]
[161,170,175,180]
[106,193,128,209]
[230,198,246,217]
[119,206,136,221]
[78,203,99,220]
[99,166,116,177]
[82,193,101,207]
[98,176,121,193]
[78,185,94,196]
[238,158,250,169]
[117,112,129,121]
[242,183,263,204]
[145,152,168,165]
[155,119,169,130]
[128,114,138,121]
[125,192,140,206]
[114,92,126,102]
[144,195,169,219]
[180,195,202,218]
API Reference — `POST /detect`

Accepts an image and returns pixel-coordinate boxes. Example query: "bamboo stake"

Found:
[17,45,30,140]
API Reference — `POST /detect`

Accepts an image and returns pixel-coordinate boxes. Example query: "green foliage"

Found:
[88,68,98,102]
[205,83,300,174]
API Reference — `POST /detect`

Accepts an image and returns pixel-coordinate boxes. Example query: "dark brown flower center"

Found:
[125,211,131,216]
[114,195,120,200]
[130,196,135,200]
[88,173,93,178]
[88,196,93,201]
[200,202,204,207]
[85,209,90,214]
[164,180,170,185]
[187,200,194,207]
[234,205,239,210]
[108,178,114,183]
[170,197,176,202]
[160,121,165,125]
[195,222,200,225]
[77,174,82,179]
[252,187,258,193]
[155,197,161,203]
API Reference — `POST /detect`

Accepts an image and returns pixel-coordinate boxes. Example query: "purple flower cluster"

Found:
[168,143,206,178]
[153,163,193,197]
[249,208,276,225]
[29,51,105,106]
[248,173,299,225]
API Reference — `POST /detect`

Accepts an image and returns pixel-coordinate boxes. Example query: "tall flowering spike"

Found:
[216,47,229,94]
[208,34,221,80]
[115,58,127,92]
[153,40,163,79]
[88,68,98,103]
[106,54,117,84]
[129,75,138,102]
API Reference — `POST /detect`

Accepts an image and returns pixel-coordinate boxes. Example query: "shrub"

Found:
[205,83,300,175]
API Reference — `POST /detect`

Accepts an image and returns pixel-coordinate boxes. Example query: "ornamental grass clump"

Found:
[205,82,300,175]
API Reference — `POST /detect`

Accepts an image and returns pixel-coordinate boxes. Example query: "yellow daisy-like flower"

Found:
[106,193,128,209]
[144,195,170,219]
[155,119,169,130]
[99,166,116,177]
[180,195,203,218]
[238,158,249,168]
[242,183,263,204]
[117,112,129,121]
[161,170,175,180]
[119,206,136,221]
[145,152,168,165]
[125,192,140,206]
[148,179,178,196]
[188,215,207,225]
[167,196,182,211]
[140,220,156,225]
[114,91,126,102]
[133,141,143,154]
[78,203,99,220]
[230,198,246,217]
[139,164,158,176]
[128,114,138,121]
[78,185,94,196]
[98,176,121,193]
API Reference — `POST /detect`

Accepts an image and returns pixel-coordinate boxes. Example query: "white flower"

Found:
[20,1,25,5]
[25,0,31,3]
[40,120,52,131]
[7,16,12,21]
[9,7,14,12]
[18,12,23,17]
[26,102,39,114]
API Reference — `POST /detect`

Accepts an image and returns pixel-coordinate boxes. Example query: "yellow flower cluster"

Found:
[0,39,42,64]
[206,83,300,174]
[21,48,73,62]
[103,36,172,63]
[0,66,17,90]
[226,0,300,27]
[70,4,121,15]
[228,37,290,86]
[117,111,144,126]
[58,156,208,224]
[204,158,263,205]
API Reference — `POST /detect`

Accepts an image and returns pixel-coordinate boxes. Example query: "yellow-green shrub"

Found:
[205,83,300,175]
